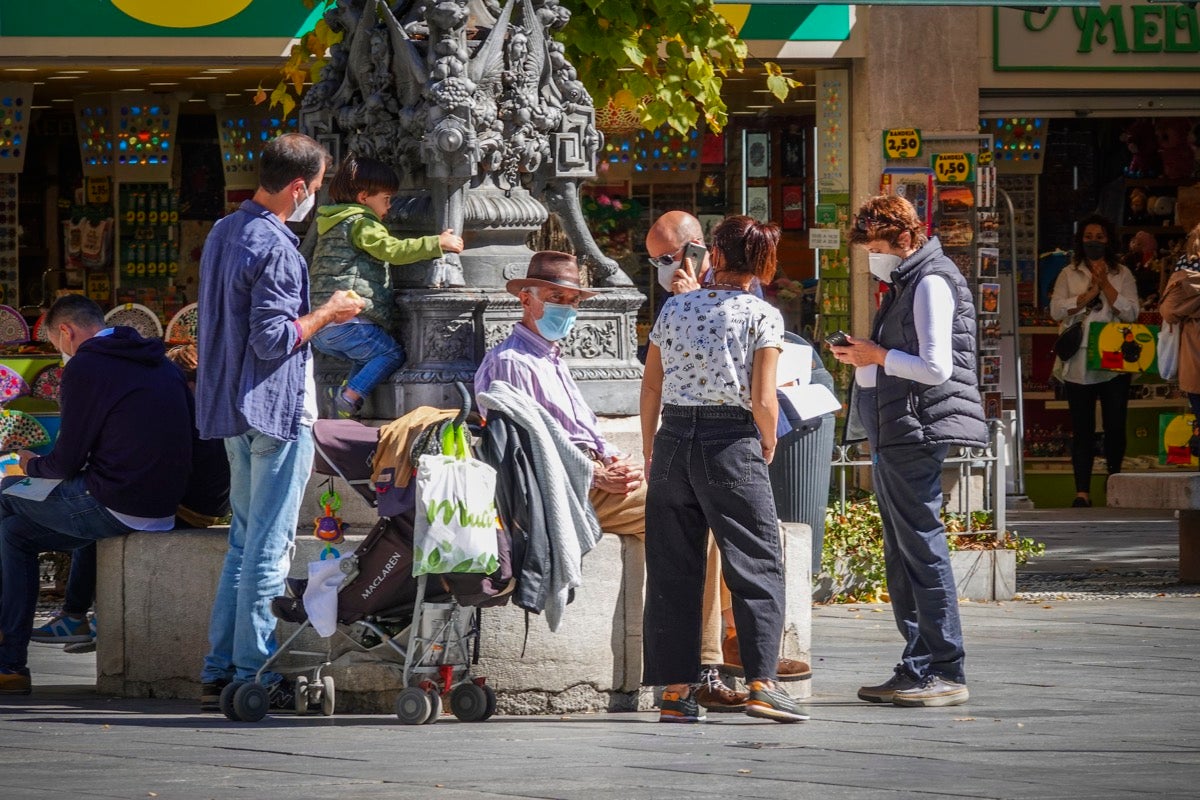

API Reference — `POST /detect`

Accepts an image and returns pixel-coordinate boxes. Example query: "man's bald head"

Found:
[645,210,703,258]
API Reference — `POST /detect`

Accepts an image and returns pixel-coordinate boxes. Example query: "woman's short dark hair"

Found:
[1073,213,1120,271]
[849,195,928,250]
[711,215,781,284]
[258,133,330,194]
[45,293,105,331]
[326,153,401,205]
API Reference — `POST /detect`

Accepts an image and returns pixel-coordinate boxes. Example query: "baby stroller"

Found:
[219,385,499,725]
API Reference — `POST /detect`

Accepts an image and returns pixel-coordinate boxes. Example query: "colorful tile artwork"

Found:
[217,109,298,190]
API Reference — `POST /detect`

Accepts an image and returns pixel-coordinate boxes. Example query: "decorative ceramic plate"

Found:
[104,303,163,339]
[164,303,199,344]
[0,304,30,343]
[0,364,30,404]
[0,408,51,450]
[32,364,62,404]
[31,312,52,343]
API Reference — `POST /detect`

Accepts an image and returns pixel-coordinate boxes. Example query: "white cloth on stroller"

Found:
[305,556,346,637]
[477,380,600,631]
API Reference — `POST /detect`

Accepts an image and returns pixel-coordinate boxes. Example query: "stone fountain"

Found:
[300,0,644,414]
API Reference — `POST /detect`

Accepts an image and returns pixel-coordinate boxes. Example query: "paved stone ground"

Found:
[2,508,1199,799]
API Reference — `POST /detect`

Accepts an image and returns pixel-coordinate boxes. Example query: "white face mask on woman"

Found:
[868,252,903,283]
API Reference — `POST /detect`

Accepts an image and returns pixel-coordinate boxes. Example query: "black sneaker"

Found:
[271,595,308,624]
[745,681,809,723]
[267,677,297,710]
[200,679,230,712]
[857,669,921,703]
[658,688,706,723]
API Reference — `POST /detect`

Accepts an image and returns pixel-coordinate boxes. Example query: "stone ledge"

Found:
[1107,473,1200,510]
[96,522,812,712]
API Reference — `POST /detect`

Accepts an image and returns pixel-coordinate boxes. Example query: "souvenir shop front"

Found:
[979,4,1200,506]
[0,1,317,455]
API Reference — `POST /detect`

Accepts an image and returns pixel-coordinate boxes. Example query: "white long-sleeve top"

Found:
[1049,261,1139,385]
[855,274,955,389]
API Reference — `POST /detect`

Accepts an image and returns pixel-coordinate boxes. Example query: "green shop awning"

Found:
[716,3,852,41]
[0,0,321,37]
[715,1,1100,5]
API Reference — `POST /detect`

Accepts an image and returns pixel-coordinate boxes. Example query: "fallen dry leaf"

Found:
[953,717,976,722]
[737,769,751,775]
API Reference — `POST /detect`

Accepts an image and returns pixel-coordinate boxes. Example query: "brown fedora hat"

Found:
[505,251,598,299]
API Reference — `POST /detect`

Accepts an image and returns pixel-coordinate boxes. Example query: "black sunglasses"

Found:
[647,246,685,271]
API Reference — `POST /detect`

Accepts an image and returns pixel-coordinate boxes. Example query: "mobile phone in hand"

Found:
[824,330,851,347]
[680,241,707,275]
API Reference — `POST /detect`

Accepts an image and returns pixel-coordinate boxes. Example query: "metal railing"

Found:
[830,420,1007,542]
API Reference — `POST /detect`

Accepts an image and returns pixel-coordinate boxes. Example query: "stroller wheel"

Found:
[320,676,336,717]
[422,687,441,724]
[233,682,270,723]
[220,681,244,721]
[450,683,489,723]
[396,686,432,725]
[294,675,310,715]
[481,684,497,721]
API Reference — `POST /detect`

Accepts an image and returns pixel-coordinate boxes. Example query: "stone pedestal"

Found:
[315,286,645,419]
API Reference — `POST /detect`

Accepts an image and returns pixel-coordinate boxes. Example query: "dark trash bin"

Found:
[769,333,837,576]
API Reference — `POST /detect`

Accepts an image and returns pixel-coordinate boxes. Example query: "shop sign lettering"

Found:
[995,4,1200,71]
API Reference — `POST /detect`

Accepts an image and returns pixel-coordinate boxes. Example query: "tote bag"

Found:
[1157,322,1180,381]
[413,424,500,576]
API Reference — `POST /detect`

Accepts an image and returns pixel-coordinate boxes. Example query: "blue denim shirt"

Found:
[196,200,309,441]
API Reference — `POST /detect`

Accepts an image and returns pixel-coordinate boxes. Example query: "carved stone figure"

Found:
[302,0,631,288]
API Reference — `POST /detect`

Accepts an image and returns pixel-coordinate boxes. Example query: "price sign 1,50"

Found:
[932,152,973,183]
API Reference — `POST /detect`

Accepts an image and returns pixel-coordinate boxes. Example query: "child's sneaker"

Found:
[30,613,92,644]
[324,382,363,419]
[658,688,706,723]
[745,680,809,723]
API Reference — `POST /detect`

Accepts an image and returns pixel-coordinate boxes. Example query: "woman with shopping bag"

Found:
[1159,224,1200,423]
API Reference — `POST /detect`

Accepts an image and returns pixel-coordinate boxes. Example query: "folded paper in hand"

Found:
[2,476,62,502]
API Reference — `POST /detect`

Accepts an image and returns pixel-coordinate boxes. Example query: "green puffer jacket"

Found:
[309,204,442,330]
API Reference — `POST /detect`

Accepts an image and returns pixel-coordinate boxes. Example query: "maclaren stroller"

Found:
[219,386,503,725]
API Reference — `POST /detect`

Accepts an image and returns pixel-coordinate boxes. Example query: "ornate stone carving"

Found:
[302,0,633,289]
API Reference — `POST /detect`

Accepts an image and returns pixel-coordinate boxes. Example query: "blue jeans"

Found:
[64,543,96,617]
[643,405,786,686]
[0,475,133,672]
[310,322,405,398]
[858,386,965,684]
[201,427,313,684]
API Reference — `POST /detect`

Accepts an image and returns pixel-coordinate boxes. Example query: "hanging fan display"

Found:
[0,304,30,344]
[31,363,63,404]
[31,311,53,343]
[104,303,163,339]
[0,409,51,451]
[164,303,199,344]
[0,363,30,404]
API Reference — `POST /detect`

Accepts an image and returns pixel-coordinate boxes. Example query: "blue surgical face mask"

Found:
[536,302,578,341]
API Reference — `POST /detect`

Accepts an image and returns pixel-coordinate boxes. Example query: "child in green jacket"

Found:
[309,154,463,417]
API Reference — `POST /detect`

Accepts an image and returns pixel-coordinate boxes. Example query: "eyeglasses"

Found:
[853,213,899,233]
[647,245,685,271]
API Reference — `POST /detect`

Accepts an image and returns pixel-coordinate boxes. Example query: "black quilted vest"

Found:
[869,238,988,450]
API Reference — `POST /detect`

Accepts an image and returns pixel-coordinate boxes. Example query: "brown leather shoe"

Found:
[723,634,813,682]
[693,668,747,712]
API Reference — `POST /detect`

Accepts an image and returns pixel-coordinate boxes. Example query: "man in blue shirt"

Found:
[196,133,363,712]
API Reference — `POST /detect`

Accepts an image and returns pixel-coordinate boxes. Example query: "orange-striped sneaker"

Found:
[658,688,706,723]
[745,681,809,723]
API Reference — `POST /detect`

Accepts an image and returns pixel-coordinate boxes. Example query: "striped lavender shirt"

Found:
[474,322,617,460]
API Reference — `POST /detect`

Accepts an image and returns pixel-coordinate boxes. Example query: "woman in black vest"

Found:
[1049,214,1139,508]
[830,195,987,709]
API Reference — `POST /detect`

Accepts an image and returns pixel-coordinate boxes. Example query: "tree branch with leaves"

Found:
[267,0,798,133]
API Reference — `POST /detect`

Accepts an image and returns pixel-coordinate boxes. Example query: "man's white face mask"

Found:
[288,183,316,222]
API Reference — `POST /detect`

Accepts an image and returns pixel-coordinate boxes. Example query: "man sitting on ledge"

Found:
[0,295,193,695]
[474,251,801,711]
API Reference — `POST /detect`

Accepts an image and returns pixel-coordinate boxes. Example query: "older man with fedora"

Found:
[474,251,752,714]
